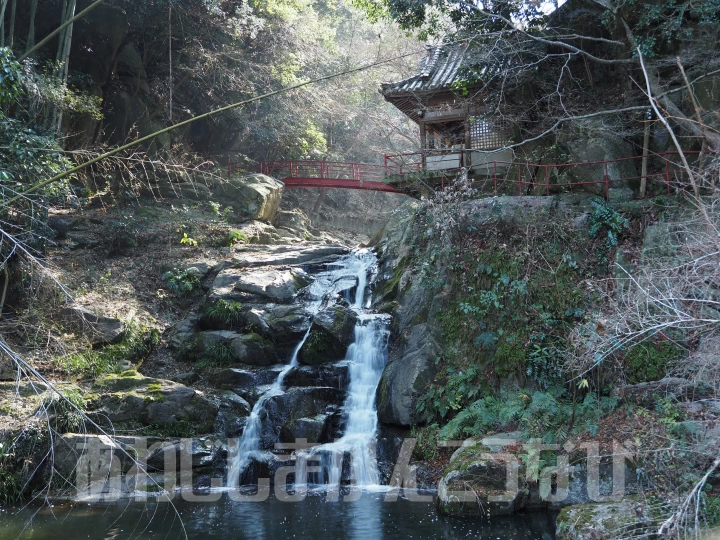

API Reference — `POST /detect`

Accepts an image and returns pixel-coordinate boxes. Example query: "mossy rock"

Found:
[297,306,357,366]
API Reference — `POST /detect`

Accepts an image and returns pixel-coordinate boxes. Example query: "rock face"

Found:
[212,174,284,222]
[376,323,438,426]
[88,371,218,433]
[558,119,638,192]
[298,306,358,365]
[373,196,592,427]
[196,330,279,366]
[233,268,304,302]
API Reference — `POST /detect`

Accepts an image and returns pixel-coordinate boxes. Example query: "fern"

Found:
[588,198,629,248]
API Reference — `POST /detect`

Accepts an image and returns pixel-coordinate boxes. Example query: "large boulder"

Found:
[259,387,345,448]
[196,330,279,366]
[436,437,535,517]
[89,371,218,433]
[558,119,637,192]
[297,306,358,365]
[209,267,308,304]
[284,361,350,389]
[215,391,252,438]
[212,174,283,222]
[273,209,313,238]
[234,268,307,303]
[376,323,438,426]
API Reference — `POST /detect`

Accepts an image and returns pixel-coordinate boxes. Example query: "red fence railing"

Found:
[226,151,706,199]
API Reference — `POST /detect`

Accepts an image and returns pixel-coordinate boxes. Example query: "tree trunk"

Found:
[0,0,9,48]
[56,0,77,134]
[7,0,15,49]
[25,0,38,53]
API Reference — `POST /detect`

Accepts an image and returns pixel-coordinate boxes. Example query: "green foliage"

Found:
[416,362,482,420]
[0,438,23,505]
[226,229,248,246]
[702,495,720,528]
[0,117,74,188]
[0,48,23,105]
[624,341,681,383]
[180,232,198,247]
[163,268,201,297]
[203,299,243,326]
[29,68,103,120]
[139,420,196,438]
[438,387,620,444]
[55,322,160,378]
[42,388,86,433]
[411,423,441,461]
[588,198,629,249]
[194,342,235,370]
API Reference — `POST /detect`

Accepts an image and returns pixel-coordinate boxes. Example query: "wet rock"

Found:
[297,306,358,365]
[215,391,251,438]
[284,361,350,389]
[209,366,279,389]
[146,437,222,471]
[245,304,312,353]
[63,306,124,345]
[376,323,438,426]
[212,174,283,222]
[436,439,529,518]
[279,414,329,443]
[260,387,345,448]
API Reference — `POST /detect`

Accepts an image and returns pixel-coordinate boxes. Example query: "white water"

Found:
[227,250,382,488]
[295,255,389,489]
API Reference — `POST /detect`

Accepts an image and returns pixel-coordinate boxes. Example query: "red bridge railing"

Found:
[226,151,706,198]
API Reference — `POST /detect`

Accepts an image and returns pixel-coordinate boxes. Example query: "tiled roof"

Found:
[380,44,468,96]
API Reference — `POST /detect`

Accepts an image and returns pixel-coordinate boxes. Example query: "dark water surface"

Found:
[0,491,555,539]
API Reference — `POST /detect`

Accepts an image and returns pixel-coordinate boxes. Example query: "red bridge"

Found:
[227,151,699,198]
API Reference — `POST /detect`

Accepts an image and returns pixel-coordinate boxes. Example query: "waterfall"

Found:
[227,250,382,488]
[226,330,309,489]
[295,255,389,489]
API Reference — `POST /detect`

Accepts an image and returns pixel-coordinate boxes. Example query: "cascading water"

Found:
[227,250,382,488]
[295,254,389,489]
[226,330,309,488]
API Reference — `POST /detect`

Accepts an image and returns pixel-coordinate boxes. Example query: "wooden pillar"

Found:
[419,121,427,169]
[640,119,651,197]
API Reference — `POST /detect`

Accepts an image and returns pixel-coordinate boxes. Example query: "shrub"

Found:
[624,341,681,383]
[163,268,200,297]
[203,299,243,326]
[194,342,234,371]
[226,229,248,246]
